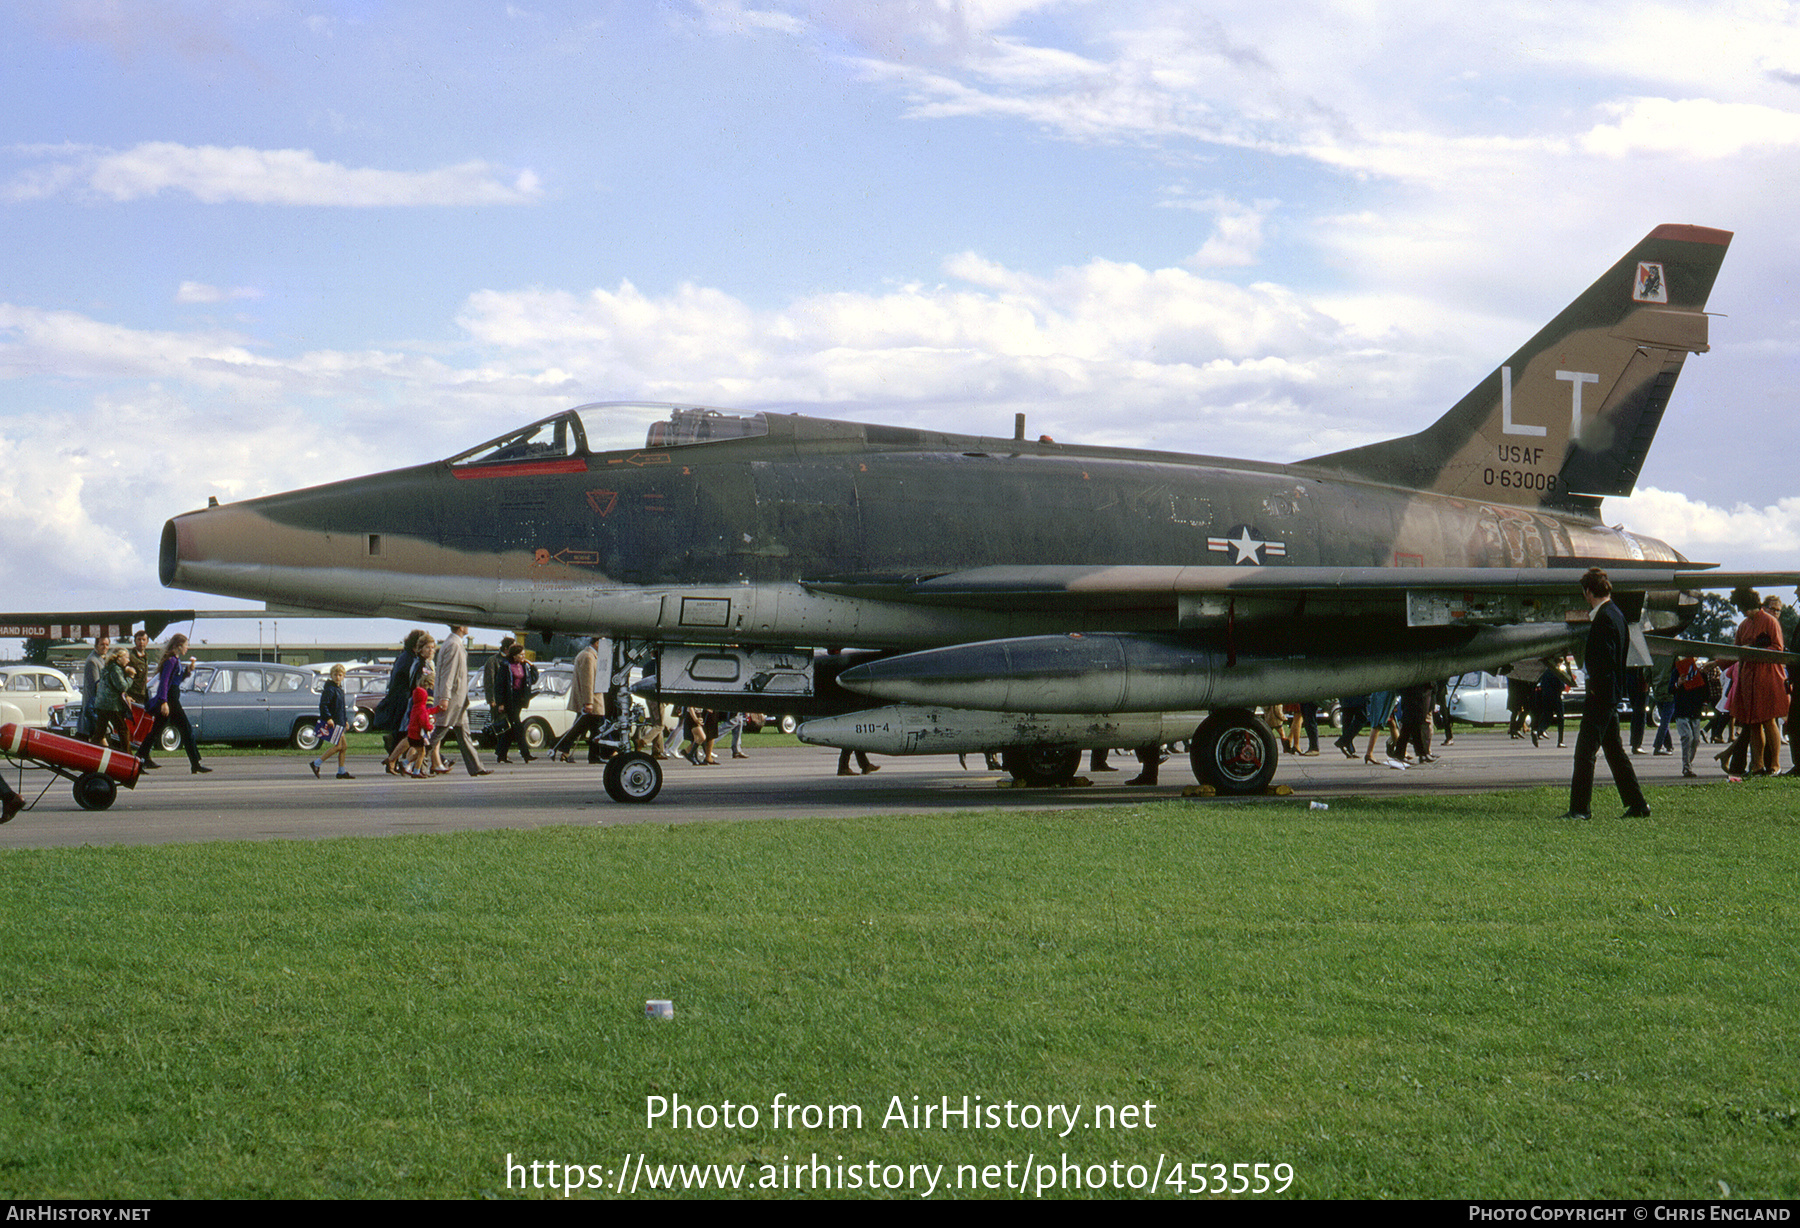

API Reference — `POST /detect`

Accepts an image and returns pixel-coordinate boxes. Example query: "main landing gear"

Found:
[1189,708,1280,794]
[997,709,1281,793]
[1000,745,1083,787]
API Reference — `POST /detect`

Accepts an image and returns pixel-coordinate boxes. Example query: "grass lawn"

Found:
[0,782,1795,1199]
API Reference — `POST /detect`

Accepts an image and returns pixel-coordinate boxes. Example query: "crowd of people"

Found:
[7,622,774,791]
[4,584,1795,822]
[355,628,770,778]
[1330,683,1445,766]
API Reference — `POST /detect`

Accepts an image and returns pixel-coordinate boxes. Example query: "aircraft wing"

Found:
[0,607,399,637]
[0,609,199,639]
[1645,635,1800,667]
[803,565,1800,610]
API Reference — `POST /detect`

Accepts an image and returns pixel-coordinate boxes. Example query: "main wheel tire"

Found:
[523,718,552,751]
[603,751,663,803]
[1189,710,1280,794]
[73,772,117,811]
[779,715,799,735]
[1001,745,1082,787]
[292,721,321,751]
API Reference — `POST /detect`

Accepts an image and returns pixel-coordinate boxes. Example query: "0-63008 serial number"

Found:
[1484,468,1557,491]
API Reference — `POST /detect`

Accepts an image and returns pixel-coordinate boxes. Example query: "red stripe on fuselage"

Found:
[451,458,590,480]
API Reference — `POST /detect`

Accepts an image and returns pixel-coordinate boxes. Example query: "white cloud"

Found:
[454,249,1389,456]
[1581,97,1800,159]
[35,0,251,67]
[0,390,359,609]
[0,426,142,596]
[1162,192,1277,268]
[0,304,263,384]
[5,143,543,206]
[692,0,807,35]
[0,302,566,406]
[1612,486,1800,571]
[752,2,1800,203]
[174,281,262,304]
[0,329,584,610]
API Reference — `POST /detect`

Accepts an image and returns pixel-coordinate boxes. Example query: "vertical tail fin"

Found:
[1304,224,1731,509]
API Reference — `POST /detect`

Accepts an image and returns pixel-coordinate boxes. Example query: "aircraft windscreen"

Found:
[448,411,589,468]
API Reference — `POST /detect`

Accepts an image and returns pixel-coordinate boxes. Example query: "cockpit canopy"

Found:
[446,402,769,470]
[645,408,769,447]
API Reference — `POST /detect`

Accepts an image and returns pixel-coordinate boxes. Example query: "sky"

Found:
[5,0,1800,657]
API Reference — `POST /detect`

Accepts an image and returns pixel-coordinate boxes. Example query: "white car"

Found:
[470,665,576,752]
[0,666,80,728]
[1446,671,1513,725]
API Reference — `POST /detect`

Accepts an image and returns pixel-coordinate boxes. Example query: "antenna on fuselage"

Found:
[1014,413,1025,441]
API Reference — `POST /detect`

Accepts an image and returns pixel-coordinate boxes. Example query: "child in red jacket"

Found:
[405,674,446,778]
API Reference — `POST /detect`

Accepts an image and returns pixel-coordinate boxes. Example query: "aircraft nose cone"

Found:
[158,504,273,599]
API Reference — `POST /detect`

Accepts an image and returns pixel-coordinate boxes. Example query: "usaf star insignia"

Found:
[1207,525,1288,565]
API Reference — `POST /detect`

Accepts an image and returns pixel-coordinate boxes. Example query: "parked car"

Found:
[152,661,327,750]
[339,666,393,732]
[0,665,80,729]
[1446,671,1512,725]
[471,664,575,752]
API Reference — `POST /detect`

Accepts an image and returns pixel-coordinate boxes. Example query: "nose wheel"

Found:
[603,751,663,803]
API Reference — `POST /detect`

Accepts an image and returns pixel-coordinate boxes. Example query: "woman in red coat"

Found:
[1731,587,1787,774]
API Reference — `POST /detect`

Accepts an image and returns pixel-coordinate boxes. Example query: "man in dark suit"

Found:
[1564,568,1650,820]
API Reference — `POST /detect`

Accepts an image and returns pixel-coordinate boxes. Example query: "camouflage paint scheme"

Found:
[158,225,1787,792]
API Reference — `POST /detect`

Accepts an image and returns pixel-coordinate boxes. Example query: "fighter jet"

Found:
[159,223,1790,801]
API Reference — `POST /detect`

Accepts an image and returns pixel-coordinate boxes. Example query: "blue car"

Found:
[159,661,327,751]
